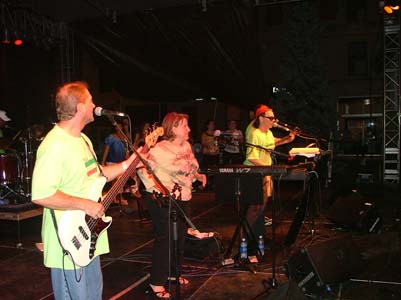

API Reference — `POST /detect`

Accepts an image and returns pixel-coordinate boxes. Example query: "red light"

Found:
[14,39,23,46]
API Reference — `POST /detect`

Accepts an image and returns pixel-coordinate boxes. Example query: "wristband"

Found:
[122,161,128,171]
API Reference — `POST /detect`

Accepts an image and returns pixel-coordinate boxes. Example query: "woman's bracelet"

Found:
[122,161,128,171]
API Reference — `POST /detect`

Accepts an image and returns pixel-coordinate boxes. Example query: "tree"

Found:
[271,0,335,138]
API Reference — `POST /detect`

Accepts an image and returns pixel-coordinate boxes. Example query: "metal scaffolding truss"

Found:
[1,2,64,47]
[57,28,76,84]
[383,14,401,183]
[1,1,75,82]
[253,0,304,5]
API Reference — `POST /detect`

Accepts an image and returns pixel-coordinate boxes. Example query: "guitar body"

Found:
[58,176,112,267]
[57,126,164,267]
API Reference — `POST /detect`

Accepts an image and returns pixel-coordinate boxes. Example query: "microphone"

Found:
[214,130,232,137]
[94,107,127,117]
[273,122,291,132]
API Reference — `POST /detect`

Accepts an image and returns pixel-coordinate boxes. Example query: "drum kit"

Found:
[0,124,45,204]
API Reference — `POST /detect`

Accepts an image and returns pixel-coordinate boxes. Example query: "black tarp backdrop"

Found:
[1,0,266,129]
[0,45,58,127]
[74,1,266,102]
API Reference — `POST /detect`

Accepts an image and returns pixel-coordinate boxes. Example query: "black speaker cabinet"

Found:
[266,280,308,300]
[328,190,382,233]
[285,237,363,295]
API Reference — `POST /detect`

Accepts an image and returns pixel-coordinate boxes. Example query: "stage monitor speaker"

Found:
[328,190,382,233]
[214,173,264,205]
[285,237,363,295]
[265,280,308,300]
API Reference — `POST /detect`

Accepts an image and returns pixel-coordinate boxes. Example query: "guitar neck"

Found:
[102,146,148,211]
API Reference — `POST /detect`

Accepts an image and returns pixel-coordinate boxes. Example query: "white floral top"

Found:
[138,140,199,200]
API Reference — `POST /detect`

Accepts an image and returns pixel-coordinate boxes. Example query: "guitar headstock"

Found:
[145,126,164,148]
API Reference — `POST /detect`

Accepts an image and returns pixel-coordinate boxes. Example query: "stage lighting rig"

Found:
[381,0,400,14]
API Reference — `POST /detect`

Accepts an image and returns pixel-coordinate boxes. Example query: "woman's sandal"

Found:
[148,285,171,299]
[167,276,190,285]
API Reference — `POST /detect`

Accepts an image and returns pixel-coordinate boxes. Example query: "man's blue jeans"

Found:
[51,256,103,300]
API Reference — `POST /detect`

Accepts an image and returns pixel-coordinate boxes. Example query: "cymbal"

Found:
[14,125,46,142]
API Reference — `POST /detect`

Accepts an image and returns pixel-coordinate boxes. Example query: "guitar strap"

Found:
[81,134,105,177]
[50,209,69,256]
[50,208,83,278]
[48,135,103,259]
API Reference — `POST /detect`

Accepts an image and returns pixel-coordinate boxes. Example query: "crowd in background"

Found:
[99,117,246,172]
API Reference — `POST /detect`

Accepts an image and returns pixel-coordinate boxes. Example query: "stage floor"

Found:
[0,181,400,300]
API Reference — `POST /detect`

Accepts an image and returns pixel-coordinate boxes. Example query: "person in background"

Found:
[122,117,133,144]
[243,104,295,241]
[0,110,11,154]
[222,120,244,165]
[31,81,140,300]
[101,120,128,166]
[134,121,151,149]
[101,119,141,206]
[200,119,219,167]
[137,112,207,299]
[131,121,153,199]
[191,137,203,167]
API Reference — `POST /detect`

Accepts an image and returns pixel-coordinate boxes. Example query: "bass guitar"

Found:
[58,127,163,267]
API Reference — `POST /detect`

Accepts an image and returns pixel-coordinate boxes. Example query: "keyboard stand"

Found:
[224,174,263,260]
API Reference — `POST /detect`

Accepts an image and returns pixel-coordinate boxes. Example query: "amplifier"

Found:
[328,190,382,233]
[285,237,363,296]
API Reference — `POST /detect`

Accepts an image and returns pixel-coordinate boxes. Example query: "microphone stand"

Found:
[245,143,289,295]
[275,122,328,149]
[107,115,198,300]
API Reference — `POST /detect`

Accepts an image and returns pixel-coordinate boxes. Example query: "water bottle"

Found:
[240,238,248,260]
[257,235,265,257]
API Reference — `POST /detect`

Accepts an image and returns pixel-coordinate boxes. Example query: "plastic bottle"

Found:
[257,235,265,257]
[240,238,248,260]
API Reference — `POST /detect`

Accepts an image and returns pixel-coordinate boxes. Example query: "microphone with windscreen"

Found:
[94,107,127,117]
[214,130,233,137]
[273,121,291,132]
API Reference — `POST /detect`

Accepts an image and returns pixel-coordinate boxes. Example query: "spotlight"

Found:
[382,0,400,14]
[13,31,23,46]
[14,38,23,46]
[384,5,400,14]
[272,87,287,93]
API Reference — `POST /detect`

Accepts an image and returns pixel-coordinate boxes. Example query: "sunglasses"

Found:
[260,115,276,121]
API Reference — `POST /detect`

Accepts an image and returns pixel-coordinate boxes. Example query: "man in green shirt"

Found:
[244,104,295,240]
[32,81,138,300]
